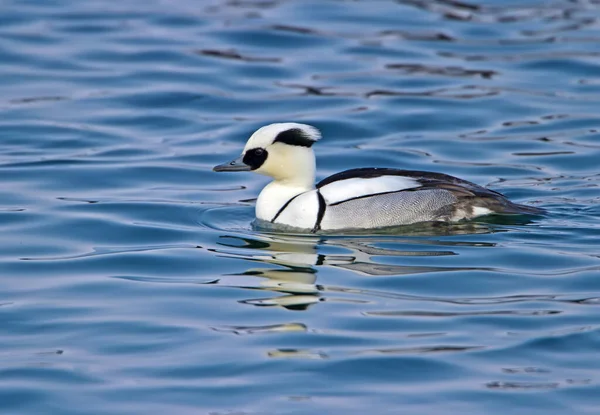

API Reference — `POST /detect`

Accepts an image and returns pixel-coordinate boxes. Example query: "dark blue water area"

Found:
[2,0,600,414]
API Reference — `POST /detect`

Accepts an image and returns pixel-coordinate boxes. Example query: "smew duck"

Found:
[213,123,543,232]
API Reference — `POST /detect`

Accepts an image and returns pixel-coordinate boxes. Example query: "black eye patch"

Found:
[243,147,268,170]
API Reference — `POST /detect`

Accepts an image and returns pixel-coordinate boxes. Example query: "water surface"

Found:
[2,0,600,414]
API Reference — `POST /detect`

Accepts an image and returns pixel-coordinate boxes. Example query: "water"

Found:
[2,0,600,413]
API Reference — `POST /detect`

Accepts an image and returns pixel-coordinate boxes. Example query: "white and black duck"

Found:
[213,123,543,232]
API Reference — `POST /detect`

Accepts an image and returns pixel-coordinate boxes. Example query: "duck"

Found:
[213,123,543,233]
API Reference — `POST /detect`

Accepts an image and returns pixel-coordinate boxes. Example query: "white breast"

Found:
[319,176,421,205]
[256,182,312,223]
[273,190,320,230]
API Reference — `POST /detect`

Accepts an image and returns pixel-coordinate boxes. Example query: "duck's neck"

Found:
[254,146,317,222]
[256,177,315,223]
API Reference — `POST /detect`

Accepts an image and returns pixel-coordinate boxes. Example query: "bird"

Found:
[213,123,543,233]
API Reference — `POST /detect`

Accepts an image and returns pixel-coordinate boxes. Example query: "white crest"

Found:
[244,123,321,151]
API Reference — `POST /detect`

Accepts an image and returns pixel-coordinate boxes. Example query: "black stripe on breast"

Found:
[311,191,326,233]
[271,193,302,223]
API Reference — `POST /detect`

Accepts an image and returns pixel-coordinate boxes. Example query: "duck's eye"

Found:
[242,147,269,170]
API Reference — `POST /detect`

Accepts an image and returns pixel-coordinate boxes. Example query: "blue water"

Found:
[2,0,600,414]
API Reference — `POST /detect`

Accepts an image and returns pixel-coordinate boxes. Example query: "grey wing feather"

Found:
[320,188,457,230]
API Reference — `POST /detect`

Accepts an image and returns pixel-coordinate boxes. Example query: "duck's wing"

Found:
[317,170,421,205]
[315,168,542,231]
[316,168,496,204]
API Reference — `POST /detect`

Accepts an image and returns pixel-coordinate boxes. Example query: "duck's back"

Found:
[271,168,543,232]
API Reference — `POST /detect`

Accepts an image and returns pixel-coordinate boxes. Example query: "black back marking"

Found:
[317,168,468,188]
[271,193,302,223]
[329,189,412,207]
[311,191,326,233]
[242,148,268,170]
[273,128,316,148]
[317,167,506,199]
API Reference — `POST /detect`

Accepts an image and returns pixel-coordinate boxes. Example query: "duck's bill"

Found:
[213,156,251,172]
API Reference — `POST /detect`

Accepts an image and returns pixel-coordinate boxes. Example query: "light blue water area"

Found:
[2,0,600,414]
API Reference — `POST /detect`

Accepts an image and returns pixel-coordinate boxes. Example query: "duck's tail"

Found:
[501,201,546,216]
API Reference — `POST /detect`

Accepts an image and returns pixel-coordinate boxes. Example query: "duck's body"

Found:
[214,123,543,233]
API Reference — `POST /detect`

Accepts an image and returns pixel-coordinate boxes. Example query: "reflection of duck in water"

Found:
[214,123,544,233]
[210,234,321,310]
[211,232,495,310]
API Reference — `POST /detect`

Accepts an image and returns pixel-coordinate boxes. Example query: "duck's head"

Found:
[213,123,321,187]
